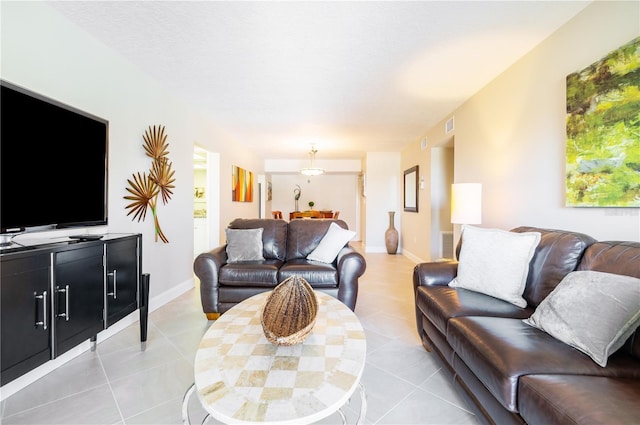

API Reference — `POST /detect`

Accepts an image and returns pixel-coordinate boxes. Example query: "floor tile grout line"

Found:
[1,380,111,421]
[147,315,204,364]
[96,319,187,423]
[370,385,423,425]
[108,352,196,423]
[422,386,477,415]
[96,349,127,424]
[1,352,115,419]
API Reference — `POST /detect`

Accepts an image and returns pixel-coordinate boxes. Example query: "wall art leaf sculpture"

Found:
[124,125,176,243]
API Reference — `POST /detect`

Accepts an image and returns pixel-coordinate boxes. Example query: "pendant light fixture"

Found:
[300,146,324,176]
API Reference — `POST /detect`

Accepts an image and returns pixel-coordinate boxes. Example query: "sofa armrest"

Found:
[413,260,458,290]
[336,246,367,311]
[193,245,228,314]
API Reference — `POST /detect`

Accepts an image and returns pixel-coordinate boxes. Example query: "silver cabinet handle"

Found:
[34,290,48,330]
[56,285,70,321]
[107,270,117,299]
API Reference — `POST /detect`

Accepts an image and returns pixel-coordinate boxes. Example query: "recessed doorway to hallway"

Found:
[193,146,220,258]
[430,139,455,260]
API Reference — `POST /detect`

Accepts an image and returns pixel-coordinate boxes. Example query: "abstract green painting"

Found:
[566,36,640,207]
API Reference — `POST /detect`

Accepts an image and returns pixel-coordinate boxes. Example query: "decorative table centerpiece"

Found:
[261,276,318,346]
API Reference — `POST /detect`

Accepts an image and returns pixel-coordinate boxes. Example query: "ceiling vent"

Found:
[445,117,455,134]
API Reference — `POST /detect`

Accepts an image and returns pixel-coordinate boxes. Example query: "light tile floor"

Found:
[1,245,479,424]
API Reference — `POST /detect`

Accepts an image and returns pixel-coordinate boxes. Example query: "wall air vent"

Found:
[440,231,454,259]
[445,117,455,134]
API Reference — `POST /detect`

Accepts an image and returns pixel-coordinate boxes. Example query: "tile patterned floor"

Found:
[1,245,479,424]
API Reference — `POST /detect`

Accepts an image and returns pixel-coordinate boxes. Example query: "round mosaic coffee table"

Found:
[182,291,367,424]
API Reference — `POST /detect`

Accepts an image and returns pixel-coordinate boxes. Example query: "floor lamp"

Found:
[451,183,482,257]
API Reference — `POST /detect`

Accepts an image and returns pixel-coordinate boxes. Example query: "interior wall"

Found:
[2,2,265,300]
[400,141,430,261]
[403,0,640,249]
[364,152,401,252]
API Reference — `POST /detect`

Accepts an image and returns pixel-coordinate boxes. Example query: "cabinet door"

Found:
[54,246,104,357]
[0,254,52,385]
[106,237,139,327]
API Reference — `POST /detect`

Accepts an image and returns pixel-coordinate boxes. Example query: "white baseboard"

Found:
[0,277,195,401]
[400,249,425,264]
[364,245,404,253]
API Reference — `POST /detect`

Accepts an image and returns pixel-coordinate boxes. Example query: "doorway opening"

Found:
[429,137,455,260]
[193,146,220,258]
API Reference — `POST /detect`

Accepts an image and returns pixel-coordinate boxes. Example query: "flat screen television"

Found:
[0,80,108,236]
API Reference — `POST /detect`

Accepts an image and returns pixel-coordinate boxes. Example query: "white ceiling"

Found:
[49,1,590,160]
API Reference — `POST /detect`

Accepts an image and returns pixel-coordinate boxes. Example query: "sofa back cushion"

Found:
[228,219,288,261]
[511,227,596,308]
[286,219,349,261]
[577,241,640,360]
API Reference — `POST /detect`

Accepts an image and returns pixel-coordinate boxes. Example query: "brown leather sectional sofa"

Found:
[194,218,366,318]
[413,226,640,424]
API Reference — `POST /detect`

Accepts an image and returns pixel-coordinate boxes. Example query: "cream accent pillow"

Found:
[225,228,265,262]
[307,222,356,263]
[524,271,640,367]
[449,225,541,307]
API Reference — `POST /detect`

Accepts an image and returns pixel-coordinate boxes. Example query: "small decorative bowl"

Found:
[261,275,318,346]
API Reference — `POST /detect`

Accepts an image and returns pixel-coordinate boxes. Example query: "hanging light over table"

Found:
[300,147,324,176]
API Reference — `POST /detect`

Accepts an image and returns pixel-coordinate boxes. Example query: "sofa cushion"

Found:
[518,375,640,425]
[279,259,338,288]
[577,241,640,278]
[524,270,640,367]
[286,219,349,260]
[447,316,629,413]
[578,241,640,361]
[228,218,288,261]
[512,227,596,307]
[225,228,264,262]
[307,222,355,263]
[578,241,640,360]
[416,285,532,336]
[219,260,282,287]
[449,225,541,308]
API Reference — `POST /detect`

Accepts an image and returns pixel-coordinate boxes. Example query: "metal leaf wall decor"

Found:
[124,125,176,243]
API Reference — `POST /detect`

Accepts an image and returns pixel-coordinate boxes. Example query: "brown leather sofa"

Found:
[195,218,366,319]
[413,226,640,425]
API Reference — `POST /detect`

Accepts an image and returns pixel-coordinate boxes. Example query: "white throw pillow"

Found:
[307,222,356,263]
[225,228,265,262]
[524,270,640,367]
[449,225,541,308]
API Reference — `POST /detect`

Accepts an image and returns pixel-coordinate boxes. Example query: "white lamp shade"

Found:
[451,183,482,224]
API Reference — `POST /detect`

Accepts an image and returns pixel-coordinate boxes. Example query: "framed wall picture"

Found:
[404,165,419,212]
[566,36,640,207]
[232,165,254,202]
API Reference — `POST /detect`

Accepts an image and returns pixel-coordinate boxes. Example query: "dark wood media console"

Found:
[0,233,145,386]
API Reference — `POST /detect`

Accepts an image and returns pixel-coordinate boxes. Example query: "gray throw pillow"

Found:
[225,228,264,262]
[524,270,640,367]
[449,225,541,307]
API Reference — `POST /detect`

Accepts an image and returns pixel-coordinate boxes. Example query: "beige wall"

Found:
[403,0,640,258]
[400,142,430,260]
[364,152,402,252]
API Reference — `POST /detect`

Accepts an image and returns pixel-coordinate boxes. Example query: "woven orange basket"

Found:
[261,275,318,346]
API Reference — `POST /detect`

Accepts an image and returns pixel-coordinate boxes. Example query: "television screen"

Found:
[0,80,108,234]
